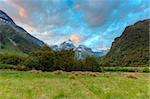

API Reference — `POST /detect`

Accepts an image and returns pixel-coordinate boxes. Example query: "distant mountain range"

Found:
[50,40,108,59]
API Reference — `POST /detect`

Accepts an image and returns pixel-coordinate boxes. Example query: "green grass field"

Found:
[0,71,149,99]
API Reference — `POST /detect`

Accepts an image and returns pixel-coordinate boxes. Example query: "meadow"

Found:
[0,71,149,99]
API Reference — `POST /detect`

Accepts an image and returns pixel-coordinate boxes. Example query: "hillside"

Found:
[0,10,45,53]
[104,19,149,66]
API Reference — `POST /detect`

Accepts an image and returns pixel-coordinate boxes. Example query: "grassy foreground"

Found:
[0,71,149,99]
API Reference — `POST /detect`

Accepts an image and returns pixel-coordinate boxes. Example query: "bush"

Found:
[0,64,16,69]
[16,65,27,71]
[101,67,150,72]
[23,57,41,70]
[103,67,137,72]
[143,67,150,73]
[30,50,56,71]
[0,53,26,65]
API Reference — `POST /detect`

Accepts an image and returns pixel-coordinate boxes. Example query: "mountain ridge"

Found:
[0,9,45,53]
[50,40,108,59]
[104,19,149,66]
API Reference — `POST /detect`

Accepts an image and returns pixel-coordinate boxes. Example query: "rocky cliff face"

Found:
[104,19,149,66]
[0,9,45,53]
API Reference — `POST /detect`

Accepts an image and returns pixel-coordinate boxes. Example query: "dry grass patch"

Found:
[71,71,99,77]
[69,74,76,80]
[88,72,97,77]
[29,70,42,74]
[126,74,137,79]
[53,70,64,75]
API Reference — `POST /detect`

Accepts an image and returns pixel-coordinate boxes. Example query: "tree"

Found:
[54,49,75,71]
[84,56,100,71]
[29,45,55,71]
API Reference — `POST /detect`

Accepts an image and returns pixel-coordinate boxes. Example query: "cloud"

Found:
[74,0,116,26]
[7,0,27,17]
[3,0,69,32]
[74,0,149,27]
[70,34,84,43]
[0,0,149,50]
[19,7,27,17]
[35,31,53,40]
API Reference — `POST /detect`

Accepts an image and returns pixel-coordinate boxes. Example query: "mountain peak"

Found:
[62,39,74,44]
[60,39,75,50]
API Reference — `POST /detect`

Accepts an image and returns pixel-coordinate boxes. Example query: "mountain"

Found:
[50,40,75,51]
[50,40,108,59]
[60,40,76,50]
[74,45,94,59]
[104,19,149,66]
[75,45,108,59]
[0,10,45,53]
[50,45,60,51]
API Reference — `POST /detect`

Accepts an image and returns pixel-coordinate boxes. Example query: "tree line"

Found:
[0,45,102,71]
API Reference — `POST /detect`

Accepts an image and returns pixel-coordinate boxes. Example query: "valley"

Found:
[0,1,149,98]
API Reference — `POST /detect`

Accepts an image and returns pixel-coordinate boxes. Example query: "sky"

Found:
[0,0,149,51]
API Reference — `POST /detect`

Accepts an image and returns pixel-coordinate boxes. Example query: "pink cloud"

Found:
[70,34,83,43]
[19,7,27,17]
[7,0,27,17]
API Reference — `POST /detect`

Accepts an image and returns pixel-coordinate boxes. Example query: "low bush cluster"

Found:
[102,67,150,72]
[0,53,26,65]
[0,64,16,69]
[143,67,150,73]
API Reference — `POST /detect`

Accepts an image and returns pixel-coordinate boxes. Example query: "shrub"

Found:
[16,65,27,71]
[30,50,56,71]
[0,54,26,65]
[84,56,100,71]
[0,64,16,69]
[143,67,150,73]
[103,67,139,72]
[23,57,41,70]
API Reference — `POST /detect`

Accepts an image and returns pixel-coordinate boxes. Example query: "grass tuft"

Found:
[69,74,76,80]
[29,70,42,74]
[126,74,137,79]
[53,70,64,75]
